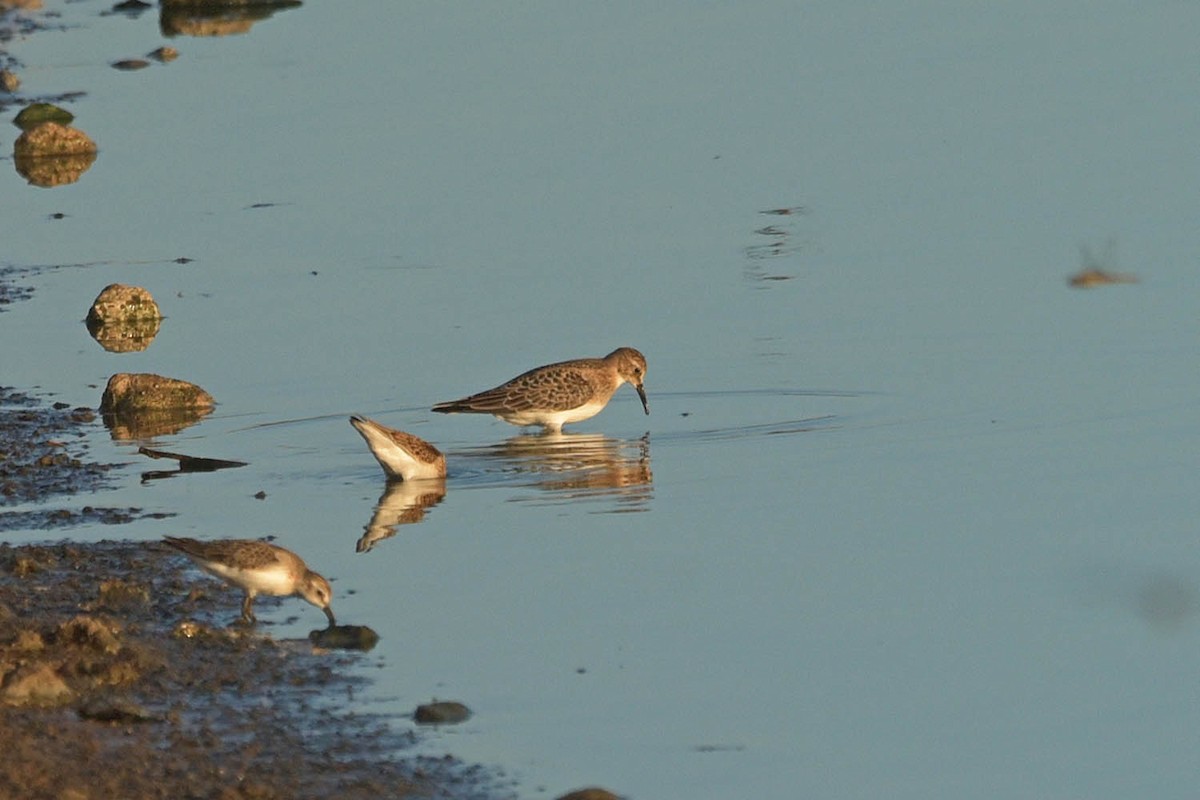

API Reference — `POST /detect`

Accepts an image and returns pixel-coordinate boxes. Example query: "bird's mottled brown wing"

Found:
[386,428,444,462]
[456,367,595,412]
[164,537,281,570]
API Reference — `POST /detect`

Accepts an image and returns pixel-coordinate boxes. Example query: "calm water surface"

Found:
[3,1,1199,798]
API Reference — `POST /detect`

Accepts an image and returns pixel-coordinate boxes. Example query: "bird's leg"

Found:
[241,593,257,624]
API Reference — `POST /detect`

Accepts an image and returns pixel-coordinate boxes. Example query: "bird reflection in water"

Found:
[356,478,448,553]
[351,423,651,553]
[465,431,653,510]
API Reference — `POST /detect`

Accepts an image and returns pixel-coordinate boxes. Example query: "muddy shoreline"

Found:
[0,363,508,799]
[0,539,506,800]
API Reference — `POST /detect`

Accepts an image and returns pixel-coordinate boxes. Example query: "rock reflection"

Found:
[356,478,447,553]
[160,0,301,38]
[467,432,653,510]
[87,315,162,352]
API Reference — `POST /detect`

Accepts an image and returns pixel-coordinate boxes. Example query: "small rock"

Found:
[57,615,122,654]
[112,59,151,71]
[309,624,380,651]
[87,283,162,326]
[148,46,179,62]
[11,557,41,577]
[12,629,45,652]
[98,579,151,609]
[1,663,73,707]
[0,69,19,93]
[556,789,623,800]
[413,700,471,725]
[100,374,215,439]
[13,122,99,187]
[13,121,96,158]
[13,103,75,129]
[99,373,214,414]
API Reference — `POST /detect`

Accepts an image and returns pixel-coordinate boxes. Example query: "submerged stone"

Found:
[309,624,380,651]
[413,700,471,725]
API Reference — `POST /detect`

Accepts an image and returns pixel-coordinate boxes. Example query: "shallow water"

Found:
[4,1,1200,797]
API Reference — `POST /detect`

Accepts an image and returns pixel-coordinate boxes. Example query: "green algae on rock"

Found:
[12,102,74,129]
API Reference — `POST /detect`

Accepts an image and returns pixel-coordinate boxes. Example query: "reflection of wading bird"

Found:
[350,415,446,481]
[467,431,653,508]
[432,347,649,433]
[356,479,448,553]
[163,536,336,626]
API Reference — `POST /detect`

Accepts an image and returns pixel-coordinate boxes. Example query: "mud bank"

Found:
[0,539,506,800]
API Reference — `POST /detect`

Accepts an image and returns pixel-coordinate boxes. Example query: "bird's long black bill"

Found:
[636,384,649,415]
[323,606,337,628]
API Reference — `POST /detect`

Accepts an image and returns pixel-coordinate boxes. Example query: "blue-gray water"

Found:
[3,1,1199,797]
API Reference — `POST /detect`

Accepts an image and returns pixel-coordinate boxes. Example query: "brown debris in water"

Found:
[1067,268,1138,288]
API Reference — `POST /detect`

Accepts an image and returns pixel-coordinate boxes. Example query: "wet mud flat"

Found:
[0,539,504,800]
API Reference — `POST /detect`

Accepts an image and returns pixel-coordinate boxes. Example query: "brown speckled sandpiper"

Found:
[163,536,335,626]
[431,347,649,433]
[350,415,446,481]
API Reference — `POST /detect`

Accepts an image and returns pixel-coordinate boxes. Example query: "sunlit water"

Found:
[3,1,1200,797]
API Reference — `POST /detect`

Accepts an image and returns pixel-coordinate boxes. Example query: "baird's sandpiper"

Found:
[163,536,336,626]
[431,347,648,433]
[350,415,446,481]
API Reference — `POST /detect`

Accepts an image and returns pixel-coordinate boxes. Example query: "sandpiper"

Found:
[350,415,446,481]
[163,536,336,626]
[431,347,649,433]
